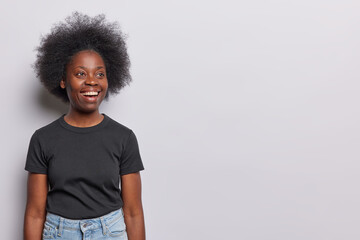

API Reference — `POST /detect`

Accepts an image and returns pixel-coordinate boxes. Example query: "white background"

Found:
[1,0,359,239]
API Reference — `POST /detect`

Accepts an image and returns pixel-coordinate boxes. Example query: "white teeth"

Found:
[81,91,99,96]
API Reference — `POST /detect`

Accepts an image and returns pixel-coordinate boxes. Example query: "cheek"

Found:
[68,85,77,95]
[66,82,80,99]
[103,80,109,90]
[68,80,81,92]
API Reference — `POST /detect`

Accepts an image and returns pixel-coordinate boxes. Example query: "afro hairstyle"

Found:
[33,11,131,103]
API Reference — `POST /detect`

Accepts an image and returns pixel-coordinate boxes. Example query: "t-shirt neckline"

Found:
[58,113,109,133]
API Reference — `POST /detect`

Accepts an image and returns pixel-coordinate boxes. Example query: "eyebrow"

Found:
[75,66,104,70]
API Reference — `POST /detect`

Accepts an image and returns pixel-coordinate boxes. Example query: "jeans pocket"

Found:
[105,215,127,237]
[42,221,58,239]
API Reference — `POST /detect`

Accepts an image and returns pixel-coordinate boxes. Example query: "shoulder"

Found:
[102,114,139,146]
[31,116,62,140]
[105,114,133,134]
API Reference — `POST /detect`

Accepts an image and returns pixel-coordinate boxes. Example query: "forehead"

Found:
[67,50,105,68]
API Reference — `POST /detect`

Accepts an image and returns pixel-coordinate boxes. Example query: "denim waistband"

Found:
[45,208,124,237]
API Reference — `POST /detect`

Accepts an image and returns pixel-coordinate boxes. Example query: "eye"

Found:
[76,72,86,77]
[97,72,105,77]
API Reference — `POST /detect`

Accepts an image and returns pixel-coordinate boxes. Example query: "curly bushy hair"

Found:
[33,11,131,103]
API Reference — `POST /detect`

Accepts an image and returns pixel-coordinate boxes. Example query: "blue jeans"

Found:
[42,208,128,240]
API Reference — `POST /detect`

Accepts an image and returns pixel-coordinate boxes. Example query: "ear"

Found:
[60,79,66,89]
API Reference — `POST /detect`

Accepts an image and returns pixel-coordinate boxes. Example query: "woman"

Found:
[23,12,145,240]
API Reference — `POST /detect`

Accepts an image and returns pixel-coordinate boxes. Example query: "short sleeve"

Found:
[119,130,145,176]
[24,130,48,174]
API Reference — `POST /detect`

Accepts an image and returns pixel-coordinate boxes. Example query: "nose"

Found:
[85,75,98,85]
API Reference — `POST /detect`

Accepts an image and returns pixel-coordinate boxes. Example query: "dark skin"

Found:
[24,50,145,240]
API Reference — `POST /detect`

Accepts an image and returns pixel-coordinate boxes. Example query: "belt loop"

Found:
[57,217,64,237]
[100,216,107,235]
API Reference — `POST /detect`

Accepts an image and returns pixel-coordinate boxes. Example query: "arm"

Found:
[121,172,145,240]
[23,172,48,240]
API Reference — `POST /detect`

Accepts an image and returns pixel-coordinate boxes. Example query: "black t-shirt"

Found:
[24,113,145,219]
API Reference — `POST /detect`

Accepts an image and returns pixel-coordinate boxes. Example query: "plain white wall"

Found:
[1,0,359,239]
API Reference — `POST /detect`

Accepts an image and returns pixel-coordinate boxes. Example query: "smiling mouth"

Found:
[81,91,100,96]
[80,91,101,101]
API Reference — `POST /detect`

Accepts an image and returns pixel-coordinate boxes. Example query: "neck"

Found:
[63,109,104,128]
